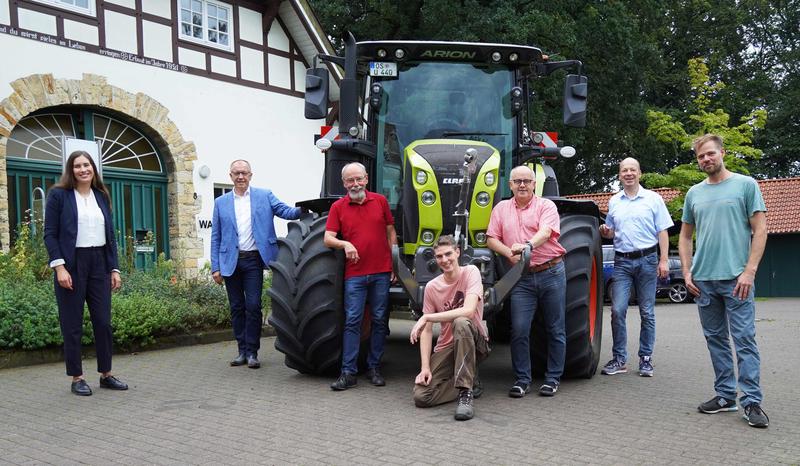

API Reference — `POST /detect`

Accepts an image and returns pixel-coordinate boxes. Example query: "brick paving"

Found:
[1,299,798,465]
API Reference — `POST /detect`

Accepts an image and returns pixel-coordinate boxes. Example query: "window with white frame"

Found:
[32,0,95,16]
[179,0,232,51]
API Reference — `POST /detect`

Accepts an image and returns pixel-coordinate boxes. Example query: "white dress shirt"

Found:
[233,187,256,252]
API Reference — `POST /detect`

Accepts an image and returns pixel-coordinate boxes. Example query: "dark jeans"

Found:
[223,254,265,357]
[341,272,391,375]
[509,261,566,385]
[54,247,113,377]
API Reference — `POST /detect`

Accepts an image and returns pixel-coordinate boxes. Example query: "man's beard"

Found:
[702,161,722,176]
[348,186,365,202]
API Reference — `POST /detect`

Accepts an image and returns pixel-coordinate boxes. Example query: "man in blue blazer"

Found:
[211,159,302,368]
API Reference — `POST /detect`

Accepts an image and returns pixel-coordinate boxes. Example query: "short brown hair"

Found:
[692,134,724,152]
[433,234,458,250]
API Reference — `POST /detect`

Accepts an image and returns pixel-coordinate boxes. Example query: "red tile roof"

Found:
[566,178,800,235]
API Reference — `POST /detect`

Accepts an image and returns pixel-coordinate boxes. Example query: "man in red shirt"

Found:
[325,162,397,390]
[410,235,489,421]
[487,165,567,397]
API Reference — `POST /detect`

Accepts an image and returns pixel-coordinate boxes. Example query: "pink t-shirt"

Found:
[487,196,566,266]
[422,265,488,353]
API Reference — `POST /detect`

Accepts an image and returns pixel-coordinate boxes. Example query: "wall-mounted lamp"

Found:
[198,165,211,179]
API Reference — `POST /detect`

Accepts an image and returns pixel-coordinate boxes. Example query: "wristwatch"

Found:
[525,240,534,249]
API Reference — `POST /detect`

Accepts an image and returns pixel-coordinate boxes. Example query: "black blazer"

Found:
[44,187,119,272]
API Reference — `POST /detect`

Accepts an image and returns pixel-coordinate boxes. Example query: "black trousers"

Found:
[54,247,113,376]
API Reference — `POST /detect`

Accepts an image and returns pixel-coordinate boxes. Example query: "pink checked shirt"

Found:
[487,196,566,266]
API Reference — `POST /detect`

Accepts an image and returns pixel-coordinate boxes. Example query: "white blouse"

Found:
[74,189,106,248]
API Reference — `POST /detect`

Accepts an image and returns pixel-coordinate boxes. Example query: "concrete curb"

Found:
[0,325,276,371]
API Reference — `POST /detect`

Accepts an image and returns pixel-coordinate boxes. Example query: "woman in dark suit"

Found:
[44,150,128,396]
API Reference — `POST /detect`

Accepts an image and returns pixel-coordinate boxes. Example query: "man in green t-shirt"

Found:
[679,134,769,428]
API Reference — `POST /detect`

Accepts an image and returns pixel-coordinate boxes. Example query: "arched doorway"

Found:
[7,108,169,268]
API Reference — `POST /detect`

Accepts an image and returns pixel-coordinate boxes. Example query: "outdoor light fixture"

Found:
[416,170,428,185]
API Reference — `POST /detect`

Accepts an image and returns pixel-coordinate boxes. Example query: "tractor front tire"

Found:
[267,214,344,375]
[531,214,603,379]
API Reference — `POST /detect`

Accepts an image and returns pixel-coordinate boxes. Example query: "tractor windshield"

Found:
[370,62,516,208]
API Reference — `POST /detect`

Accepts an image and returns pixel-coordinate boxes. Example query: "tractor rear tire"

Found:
[531,214,603,379]
[267,214,344,375]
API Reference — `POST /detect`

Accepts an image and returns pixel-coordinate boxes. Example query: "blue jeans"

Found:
[509,261,566,385]
[341,272,391,375]
[610,252,658,362]
[695,280,762,406]
[223,254,265,357]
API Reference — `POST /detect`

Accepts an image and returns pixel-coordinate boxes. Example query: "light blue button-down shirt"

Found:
[605,185,673,253]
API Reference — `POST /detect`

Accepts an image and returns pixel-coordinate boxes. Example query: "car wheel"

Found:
[669,282,690,303]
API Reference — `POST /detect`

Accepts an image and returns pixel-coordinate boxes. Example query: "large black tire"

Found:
[531,214,603,379]
[267,214,344,375]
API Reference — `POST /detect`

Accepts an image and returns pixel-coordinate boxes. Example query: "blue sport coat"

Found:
[44,187,120,272]
[210,187,301,277]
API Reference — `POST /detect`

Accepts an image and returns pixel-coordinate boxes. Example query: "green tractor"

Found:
[267,34,603,379]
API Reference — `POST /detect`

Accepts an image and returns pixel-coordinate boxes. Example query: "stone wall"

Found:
[0,73,203,274]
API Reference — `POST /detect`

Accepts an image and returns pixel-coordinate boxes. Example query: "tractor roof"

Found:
[356,40,545,66]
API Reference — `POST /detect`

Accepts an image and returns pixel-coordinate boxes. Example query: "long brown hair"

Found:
[55,151,112,205]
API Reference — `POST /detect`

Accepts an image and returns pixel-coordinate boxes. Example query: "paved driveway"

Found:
[1,299,798,465]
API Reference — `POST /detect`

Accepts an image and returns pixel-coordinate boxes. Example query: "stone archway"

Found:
[0,73,202,274]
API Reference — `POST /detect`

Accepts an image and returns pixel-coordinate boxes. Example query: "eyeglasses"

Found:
[511,179,534,186]
[343,176,366,184]
[231,171,251,177]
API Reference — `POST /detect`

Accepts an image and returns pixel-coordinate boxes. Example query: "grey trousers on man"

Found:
[413,317,490,407]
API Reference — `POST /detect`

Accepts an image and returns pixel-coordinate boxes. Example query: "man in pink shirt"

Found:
[410,235,490,421]
[487,165,567,397]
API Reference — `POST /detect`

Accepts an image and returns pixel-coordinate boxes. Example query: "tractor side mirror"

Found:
[562,74,588,127]
[305,67,329,120]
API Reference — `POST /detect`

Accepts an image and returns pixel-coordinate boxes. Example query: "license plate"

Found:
[369,62,397,77]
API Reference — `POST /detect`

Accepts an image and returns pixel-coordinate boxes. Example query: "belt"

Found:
[530,256,563,273]
[615,245,658,259]
[238,250,260,259]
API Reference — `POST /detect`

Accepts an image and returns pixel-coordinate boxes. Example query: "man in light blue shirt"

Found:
[679,134,769,428]
[599,158,673,377]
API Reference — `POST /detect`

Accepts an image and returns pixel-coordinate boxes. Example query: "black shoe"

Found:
[230,353,247,366]
[99,375,128,390]
[454,389,474,421]
[539,381,559,396]
[71,379,92,396]
[330,373,357,391]
[472,376,483,399]
[366,367,385,386]
[247,355,261,369]
[698,396,738,414]
[743,403,769,428]
[508,382,531,398]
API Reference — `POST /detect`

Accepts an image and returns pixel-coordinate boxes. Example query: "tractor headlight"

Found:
[377,48,387,58]
[395,48,406,59]
[416,170,428,185]
[475,232,487,245]
[484,172,495,186]
[421,190,436,206]
[476,191,490,207]
[421,230,435,244]
[491,51,502,62]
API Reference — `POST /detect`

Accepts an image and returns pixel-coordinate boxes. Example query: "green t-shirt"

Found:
[681,173,766,280]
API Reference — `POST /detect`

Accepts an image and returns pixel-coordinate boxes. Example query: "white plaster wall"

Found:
[142,20,173,62]
[267,21,289,52]
[238,6,262,45]
[104,10,137,53]
[178,46,205,69]
[17,8,57,35]
[63,20,99,46]
[1,34,325,266]
[105,0,136,9]
[268,54,290,88]
[240,46,264,83]
[0,0,10,24]
[142,0,171,18]
[210,55,236,77]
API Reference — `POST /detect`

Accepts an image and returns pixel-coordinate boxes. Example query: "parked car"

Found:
[602,246,691,304]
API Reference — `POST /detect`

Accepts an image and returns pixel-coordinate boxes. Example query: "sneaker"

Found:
[638,356,654,377]
[698,396,738,414]
[454,389,474,421]
[508,382,531,398]
[743,403,769,428]
[601,358,628,375]
[366,367,385,386]
[472,376,483,399]
[330,373,357,391]
[539,382,559,396]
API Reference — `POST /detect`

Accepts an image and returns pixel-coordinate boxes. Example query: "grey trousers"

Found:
[413,317,490,407]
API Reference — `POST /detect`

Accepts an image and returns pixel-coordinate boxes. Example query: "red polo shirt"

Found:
[326,190,394,279]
